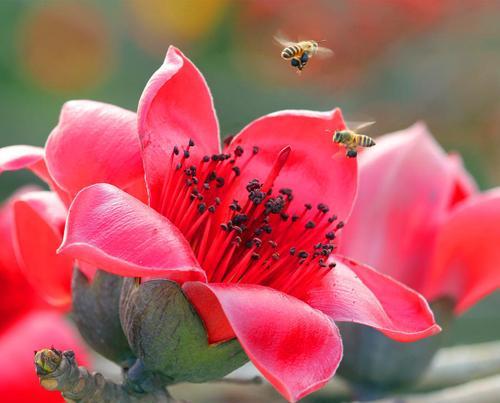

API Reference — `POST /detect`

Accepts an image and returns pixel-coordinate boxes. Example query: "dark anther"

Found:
[253,146,259,154]
[188,139,195,147]
[265,196,285,214]
[249,190,266,205]
[183,150,190,159]
[211,154,220,162]
[185,179,192,186]
[272,252,280,260]
[233,226,243,234]
[336,221,345,229]
[214,197,221,205]
[305,203,312,210]
[198,203,206,214]
[262,224,272,234]
[235,146,244,157]
[251,252,261,260]
[291,214,300,222]
[305,221,316,229]
[203,155,210,163]
[223,135,234,146]
[253,238,262,247]
[208,205,216,213]
[190,193,197,201]
[329,263,336,269]
[173,146,180,155]
[280,212,289,221]
[203,183,210,190]
[220,223,229,231]
[246,179,262,192]
[232,166,241,176]
[175,162,182,170]
[328,214,338,223]
[298,251,309,259]
[317,203,330,213]
[325,231,336,240]
[192,177,199,184]
[279,188,294,201]
[216,177,225,188]
[289,247,296,255]
[232,214,248,226]
[229,200,241,211]
[268,240,278,248]
[234,236,242,244]
[208,171,217,181]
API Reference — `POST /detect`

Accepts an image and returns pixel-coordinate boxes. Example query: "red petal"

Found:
[13,191,73,308]
[45,100,147,202]
[306,256,441,342]
[426,189,500,313]
[137,46,220,209]
[59,183,205,282]
[0,190,49,330]
[0,310,88,403]
[228,109,357,221]
[183,282,342,402]
[339,123,470,291]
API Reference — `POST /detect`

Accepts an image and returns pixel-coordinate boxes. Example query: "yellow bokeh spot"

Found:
[127,0,229,53]
[17,1,114,93]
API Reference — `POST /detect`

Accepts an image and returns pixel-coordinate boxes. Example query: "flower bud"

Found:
[119,279,248,386]
[337,298,454,392]
[71,268,136,367]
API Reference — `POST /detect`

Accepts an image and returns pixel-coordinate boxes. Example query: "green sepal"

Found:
[119,279,248,385]
[71,268,136,367]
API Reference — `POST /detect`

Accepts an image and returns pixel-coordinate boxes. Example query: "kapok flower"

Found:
[56,47,439,402]
[0,189,87,402]
[339,123,500,314]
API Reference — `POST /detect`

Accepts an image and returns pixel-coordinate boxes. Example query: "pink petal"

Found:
[183,282,342,402]
[339,123,469,291]
[13,191,73,308]
[228,108,357,221]
[426,189,500,313]
[0,145,44,173]
[306,256,440,342]
[137,46,220,209]
[0,145,51,182]
[0,310,88,403]
[59,183,206,282]
[45,100,147,202]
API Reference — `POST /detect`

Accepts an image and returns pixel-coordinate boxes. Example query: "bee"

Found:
[274,33,333,72]
[332,122,376,158]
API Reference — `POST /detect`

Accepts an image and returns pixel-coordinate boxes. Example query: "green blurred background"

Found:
[0,0,499,400]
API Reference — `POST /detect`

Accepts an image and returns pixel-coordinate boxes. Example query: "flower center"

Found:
[156,139,342,299]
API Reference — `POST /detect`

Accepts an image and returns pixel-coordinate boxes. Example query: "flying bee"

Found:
[274,33,333,72]
[332,121,376,158]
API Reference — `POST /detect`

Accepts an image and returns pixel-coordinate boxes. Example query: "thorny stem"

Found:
[34,348,184,403]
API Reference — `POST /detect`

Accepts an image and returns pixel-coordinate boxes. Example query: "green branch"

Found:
[34,348,184,402]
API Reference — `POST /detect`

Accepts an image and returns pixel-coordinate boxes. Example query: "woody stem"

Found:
[34,348,184,403]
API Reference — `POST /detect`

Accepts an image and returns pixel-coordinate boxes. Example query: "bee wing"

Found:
[345,121,376,132]
[273,32,296,47]
[315,46,334,59]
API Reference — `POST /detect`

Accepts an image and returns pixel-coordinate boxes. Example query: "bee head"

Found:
[333,131,343,143]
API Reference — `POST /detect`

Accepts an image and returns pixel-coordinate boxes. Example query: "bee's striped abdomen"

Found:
[281,45,302,59]
[359,135,376,147]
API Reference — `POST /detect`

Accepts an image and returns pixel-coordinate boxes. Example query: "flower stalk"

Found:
[34,348,183,402]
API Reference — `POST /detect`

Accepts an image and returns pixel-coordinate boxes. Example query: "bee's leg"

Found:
[346,149,358,158]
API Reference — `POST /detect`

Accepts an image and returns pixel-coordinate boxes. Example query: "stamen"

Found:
[157,142,339,299]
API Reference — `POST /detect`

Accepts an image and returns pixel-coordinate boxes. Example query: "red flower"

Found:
[44,47,440,402]
[0,190,87,403]
[339,123,500,314]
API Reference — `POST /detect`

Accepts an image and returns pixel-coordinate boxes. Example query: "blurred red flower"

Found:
[339,123,500,314]
[32,46,440,402]
[0,189,87,402]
